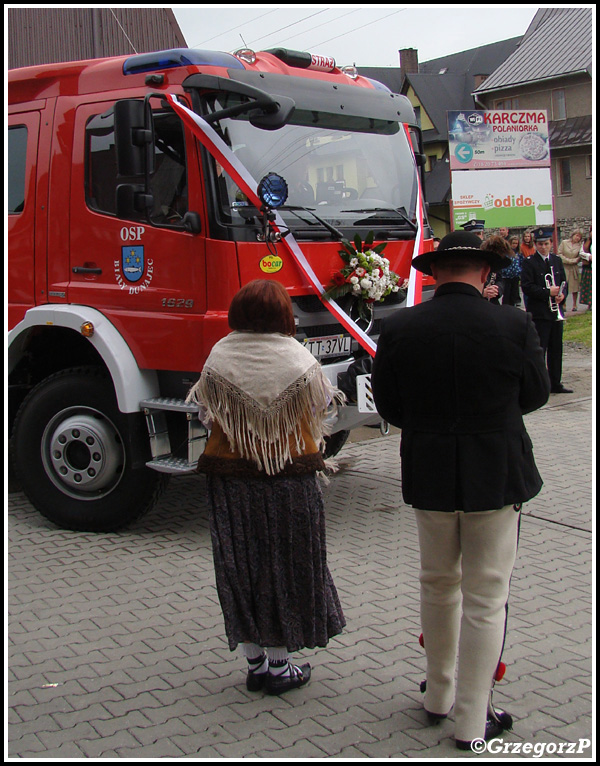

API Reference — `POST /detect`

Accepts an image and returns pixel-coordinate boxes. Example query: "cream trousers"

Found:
[415,505,520,742]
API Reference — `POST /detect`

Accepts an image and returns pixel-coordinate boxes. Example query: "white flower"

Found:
[360,278,371,290]
[355,266,366,277]
[350,258,358,267]
[350,276,359,285]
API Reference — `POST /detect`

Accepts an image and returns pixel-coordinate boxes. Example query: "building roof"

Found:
[358,67,404,94]
[360,37,521,142]
[418,37,521,79]
[475,7,593,94]
[423,153,451,206]
[549,115,593,150]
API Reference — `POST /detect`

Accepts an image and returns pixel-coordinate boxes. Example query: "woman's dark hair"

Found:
[228,279,296,336]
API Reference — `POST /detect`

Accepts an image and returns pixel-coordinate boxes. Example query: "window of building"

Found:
[586,154,592,179]
[494,97,520,110]
[8,126,28,214]
[558,158,572,194]
[551,89,566,120]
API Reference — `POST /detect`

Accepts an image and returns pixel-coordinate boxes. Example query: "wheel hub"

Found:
[43,410,124,496]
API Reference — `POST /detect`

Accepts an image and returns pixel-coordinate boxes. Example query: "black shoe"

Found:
[264,663,311,695]
[551,385,573,394]
[246,669,267,691]
[455,709,513,750]
[426,710,448,724]
[420,680,449,724]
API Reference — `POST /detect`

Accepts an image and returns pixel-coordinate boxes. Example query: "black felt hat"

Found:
[411,231,511,276]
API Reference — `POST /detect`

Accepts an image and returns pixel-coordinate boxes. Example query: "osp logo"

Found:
[260,255,283,273]
[467,113,484,126]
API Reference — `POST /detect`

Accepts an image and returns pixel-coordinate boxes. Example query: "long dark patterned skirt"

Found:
[580,264,592,306]
[207,473,345,652]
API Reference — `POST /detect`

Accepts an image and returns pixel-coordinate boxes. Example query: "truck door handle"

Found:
[72,266,103,274]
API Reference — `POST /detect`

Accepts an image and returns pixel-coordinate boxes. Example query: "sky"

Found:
[171,4,542,68]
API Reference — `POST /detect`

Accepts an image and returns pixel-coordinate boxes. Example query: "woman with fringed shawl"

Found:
[187,280,346,695]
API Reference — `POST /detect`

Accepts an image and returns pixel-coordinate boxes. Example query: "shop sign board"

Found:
[451,168,554,229]
[448,110,550,170]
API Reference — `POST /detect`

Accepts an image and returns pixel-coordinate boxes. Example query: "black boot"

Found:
[455,709,513,750]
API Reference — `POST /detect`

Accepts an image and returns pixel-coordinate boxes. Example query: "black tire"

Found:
[323,429,350,458]
[11,367,168,532]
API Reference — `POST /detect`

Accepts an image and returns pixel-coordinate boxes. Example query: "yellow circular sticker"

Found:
[259,254,284,273]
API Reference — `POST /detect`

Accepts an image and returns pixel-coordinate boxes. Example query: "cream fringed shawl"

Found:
[186,332,343,476]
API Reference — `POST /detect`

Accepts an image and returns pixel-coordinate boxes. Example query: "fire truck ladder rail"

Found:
[140,397,206,474]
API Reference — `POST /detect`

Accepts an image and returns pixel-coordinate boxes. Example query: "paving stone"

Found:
[7,350,593,758]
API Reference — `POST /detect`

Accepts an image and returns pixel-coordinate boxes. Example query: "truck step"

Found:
[146,456,198,474]
[141,397,206,473]
[140,397,199,413]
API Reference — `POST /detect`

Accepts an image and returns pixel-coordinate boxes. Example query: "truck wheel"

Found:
[11,367,168,532]
[323,429,350,458]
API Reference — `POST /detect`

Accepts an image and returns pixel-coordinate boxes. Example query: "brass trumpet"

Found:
[544,267,566,321]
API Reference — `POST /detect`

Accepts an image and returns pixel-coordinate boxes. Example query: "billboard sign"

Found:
[448,110,550,170]
[452,168,554,229]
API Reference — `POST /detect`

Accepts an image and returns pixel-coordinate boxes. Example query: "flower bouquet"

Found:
[324,232,408,321]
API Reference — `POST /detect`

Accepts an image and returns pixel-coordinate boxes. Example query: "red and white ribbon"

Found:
[403,124,424,308]
[166,94,424,356]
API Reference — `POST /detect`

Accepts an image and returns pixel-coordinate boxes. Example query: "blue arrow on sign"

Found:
[455,143,473,163]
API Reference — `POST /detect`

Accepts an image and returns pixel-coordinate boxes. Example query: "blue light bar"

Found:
[123,48,245,75]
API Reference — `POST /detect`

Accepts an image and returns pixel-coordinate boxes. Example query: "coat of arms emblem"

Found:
[121,246,144,282]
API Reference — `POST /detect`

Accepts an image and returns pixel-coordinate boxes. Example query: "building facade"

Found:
[8,7,185,69]
[474,7,593,240]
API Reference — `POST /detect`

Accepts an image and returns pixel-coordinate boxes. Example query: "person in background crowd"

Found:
[520,227,572,394]
[558,228,584,312]
[482,234,511,304]
[371,231,549,750]
[186,280,346,696]
[520,229,536,258]
[461,219,486,240]
[501,234,522,306]
[579,227,592,311]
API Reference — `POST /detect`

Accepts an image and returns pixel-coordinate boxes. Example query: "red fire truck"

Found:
[8,46,432,531]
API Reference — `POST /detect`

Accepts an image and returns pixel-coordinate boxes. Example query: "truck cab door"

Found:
[8,110,40,325]
[66,98,207,373]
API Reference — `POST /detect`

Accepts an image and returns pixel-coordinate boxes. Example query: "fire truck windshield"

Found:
[203,94,420,240]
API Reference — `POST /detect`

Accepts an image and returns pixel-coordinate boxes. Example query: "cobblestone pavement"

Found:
[6,347,593,760]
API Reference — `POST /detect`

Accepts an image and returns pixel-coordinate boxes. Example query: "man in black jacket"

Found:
[372,231,550,749]
[520,226,572,393]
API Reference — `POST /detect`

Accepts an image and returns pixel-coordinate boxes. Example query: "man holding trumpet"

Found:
[520,226,572,394]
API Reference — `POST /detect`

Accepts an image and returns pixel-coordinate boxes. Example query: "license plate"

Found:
[303,334,351,358]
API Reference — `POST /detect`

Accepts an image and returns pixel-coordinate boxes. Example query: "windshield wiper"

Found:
[346,206,418,232]
[279,205,344,241]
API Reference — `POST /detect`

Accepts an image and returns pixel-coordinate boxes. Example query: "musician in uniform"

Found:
[520,226,572,394]
[371,231,550,749]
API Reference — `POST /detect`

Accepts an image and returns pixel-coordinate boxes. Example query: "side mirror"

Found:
[115,183,154,219]
[114,99,155,177]
[249,96,296,130]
